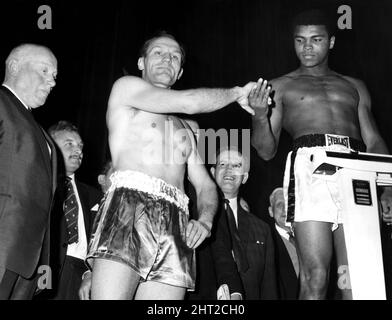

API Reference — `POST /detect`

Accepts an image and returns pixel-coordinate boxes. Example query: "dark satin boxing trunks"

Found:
[86,170,195,290]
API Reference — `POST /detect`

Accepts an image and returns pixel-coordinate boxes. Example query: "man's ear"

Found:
[268,206,273,218]
[210,166,215,178]
[97,174,106,187]
[329,36,335,49]
[8,59,19,76]
[137,57,145,71]
[241,172,249,184]
[177,68,184,80]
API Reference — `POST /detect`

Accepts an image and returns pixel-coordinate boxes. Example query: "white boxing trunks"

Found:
[283,134,366,231]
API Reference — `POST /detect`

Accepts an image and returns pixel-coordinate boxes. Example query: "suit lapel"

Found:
[274,228,298,277]
[32,121,52,183]
[41,128,57,194]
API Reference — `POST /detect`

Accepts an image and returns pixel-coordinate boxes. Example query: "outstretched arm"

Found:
[108,76,256,115]
[250,78,283,160]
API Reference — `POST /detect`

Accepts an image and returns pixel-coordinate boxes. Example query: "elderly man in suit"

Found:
[210,146,278,299]
[268,187,299,299]
[0,44,57,299]
[44,121,102,300]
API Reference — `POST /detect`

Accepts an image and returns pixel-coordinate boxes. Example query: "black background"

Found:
[1,0,391,219]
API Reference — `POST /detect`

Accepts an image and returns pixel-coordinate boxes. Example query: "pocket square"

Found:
[91,204,99,211]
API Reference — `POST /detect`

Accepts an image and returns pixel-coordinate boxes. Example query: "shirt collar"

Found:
[2,84,30,111]
[275,224,290,240]
[227,197,237,212]
[226,197,238,227]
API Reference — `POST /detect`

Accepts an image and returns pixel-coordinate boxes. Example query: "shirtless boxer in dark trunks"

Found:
[81,32,263,300]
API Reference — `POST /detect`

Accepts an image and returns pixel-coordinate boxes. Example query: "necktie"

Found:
[224,199,249,273]
[63,177,79,244]
[288,229,296,246]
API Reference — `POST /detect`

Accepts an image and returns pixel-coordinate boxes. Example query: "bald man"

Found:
[0,44,58,299]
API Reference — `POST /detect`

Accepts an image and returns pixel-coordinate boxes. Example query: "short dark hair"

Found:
[48,120,79,138]
[139,31,186,66]
[292,9,336,37]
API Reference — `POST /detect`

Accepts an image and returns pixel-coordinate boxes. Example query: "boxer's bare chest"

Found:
[280,75,360,135]
[138,113,193,163]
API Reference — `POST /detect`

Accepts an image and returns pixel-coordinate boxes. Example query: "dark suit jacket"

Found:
[211,199,279,299]
[270,226,299,300]
[49,176,102,283]
[187,239,218,300]
[0,86,57,279]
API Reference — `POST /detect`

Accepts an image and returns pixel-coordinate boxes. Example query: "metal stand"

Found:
[312,151,392,300]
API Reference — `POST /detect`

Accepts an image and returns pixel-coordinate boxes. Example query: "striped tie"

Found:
[63,177,79,244]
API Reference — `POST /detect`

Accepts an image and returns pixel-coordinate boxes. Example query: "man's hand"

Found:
[186,219,212,249]
[248,78,272,119]
[217,284,242,300]
[236,82,257,115]
[230,292,243,300]
[79,271,92,300]
[217,284,230,300]
[381,186,392,224]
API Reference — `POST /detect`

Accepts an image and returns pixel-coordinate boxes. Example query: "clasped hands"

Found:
[237,78,272,117]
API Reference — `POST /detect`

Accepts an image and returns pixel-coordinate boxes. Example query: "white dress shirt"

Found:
[227,197,238,227]
[275,224,291,241]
